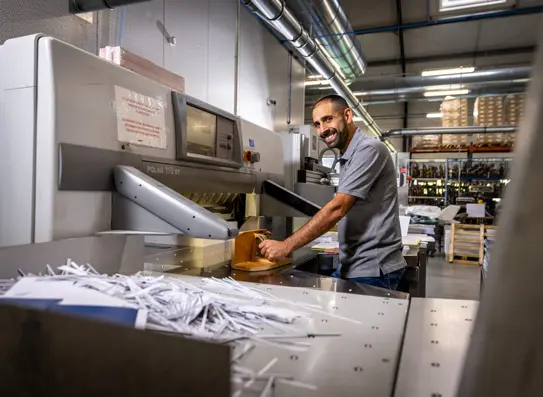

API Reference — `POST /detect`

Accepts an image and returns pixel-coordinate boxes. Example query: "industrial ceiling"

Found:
[297,0,543,143]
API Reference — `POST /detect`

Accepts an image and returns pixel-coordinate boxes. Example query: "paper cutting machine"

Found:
[0,34,320,250]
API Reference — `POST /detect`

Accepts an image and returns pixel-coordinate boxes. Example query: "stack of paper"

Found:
[1,278,147,329]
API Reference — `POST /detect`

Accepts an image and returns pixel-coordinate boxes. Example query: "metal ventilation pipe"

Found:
[287,0,366,78]
[243,0,383,138]
[383,126,517,137]
[70,0,150,13]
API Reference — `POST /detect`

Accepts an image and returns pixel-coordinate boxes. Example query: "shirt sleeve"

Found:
[337,144,387,200]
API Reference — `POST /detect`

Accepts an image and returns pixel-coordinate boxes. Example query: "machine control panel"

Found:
[172,92,243,168]
[244,150,261,164]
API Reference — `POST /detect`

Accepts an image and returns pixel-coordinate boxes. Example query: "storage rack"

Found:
[408,158,512,212]
[407,159,447,206]
[445,158,512,213]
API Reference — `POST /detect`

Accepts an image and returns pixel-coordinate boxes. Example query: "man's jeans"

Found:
[332,268,406,290]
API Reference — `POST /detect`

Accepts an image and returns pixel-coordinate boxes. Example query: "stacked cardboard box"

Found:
[441,134,469,149]
[474,96,504,126]
[441,98,469,127]
[99,47,185,93]
[473,133,506,147]
[504,93,525,126]
[412,135,441,149]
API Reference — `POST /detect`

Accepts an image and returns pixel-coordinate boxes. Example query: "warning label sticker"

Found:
[115,86,167,149]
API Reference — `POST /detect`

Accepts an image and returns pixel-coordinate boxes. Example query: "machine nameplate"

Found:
[143,160,257,194]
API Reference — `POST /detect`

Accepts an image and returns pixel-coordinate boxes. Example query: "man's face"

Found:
[312,101,351,150]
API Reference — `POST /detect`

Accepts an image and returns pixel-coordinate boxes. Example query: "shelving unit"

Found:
[445,158,512,213]
[407,160,447,205]
[407,158,512,214]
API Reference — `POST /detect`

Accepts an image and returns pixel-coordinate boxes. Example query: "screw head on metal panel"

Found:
[431,362,440,367]
[354,366,363,372]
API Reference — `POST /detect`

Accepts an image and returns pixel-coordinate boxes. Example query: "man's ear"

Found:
[344,107,353,123]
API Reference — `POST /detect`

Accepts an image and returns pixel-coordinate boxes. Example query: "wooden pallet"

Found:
[449,224,486,265]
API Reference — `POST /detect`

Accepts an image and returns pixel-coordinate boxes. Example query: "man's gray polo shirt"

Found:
[337,129,406,278]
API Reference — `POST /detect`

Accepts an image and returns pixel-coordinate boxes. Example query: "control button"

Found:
[244,150,252,163]
[252,152,261,163]
[220,143,227,149]
[227,143,232,150]
[227,134,233,140]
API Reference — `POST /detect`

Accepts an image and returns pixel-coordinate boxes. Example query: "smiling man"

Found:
[259,94,406,290]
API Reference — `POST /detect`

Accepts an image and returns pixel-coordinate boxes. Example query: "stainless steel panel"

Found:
[114,165,238,239]
[143,245,409,300]
[394,298,478,397]
[138,271,408,396]
[58,143,143,191]
[0,235,144,278]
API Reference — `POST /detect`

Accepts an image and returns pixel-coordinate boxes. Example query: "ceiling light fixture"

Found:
[440,0,507,12]
[426,112,443,118]
[421,67,475,77]
[423,89,470,97]
[304,80,330,86]
[424,84,464,91]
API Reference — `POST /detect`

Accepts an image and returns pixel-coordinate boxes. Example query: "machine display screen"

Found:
[186,105,217,157]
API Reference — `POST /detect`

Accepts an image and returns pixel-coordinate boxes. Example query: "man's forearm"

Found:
[283,201,346,253]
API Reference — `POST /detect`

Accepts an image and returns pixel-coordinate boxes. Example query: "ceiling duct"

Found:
[307,66,531,95]
[383,126,517,137]
[286,0,367,78]
[243,0,385,142]
[70,0,150,13]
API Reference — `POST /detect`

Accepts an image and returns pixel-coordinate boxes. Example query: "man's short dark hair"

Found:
[313,94,350,112]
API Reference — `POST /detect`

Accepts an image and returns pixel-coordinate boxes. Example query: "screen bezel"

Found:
[172,92,243,168]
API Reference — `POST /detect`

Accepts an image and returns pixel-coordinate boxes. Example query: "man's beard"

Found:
[321,127,347,150]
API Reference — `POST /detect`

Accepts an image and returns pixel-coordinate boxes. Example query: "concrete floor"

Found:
[426,254,481,300]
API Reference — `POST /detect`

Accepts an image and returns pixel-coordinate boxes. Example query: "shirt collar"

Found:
[340,127,363,161]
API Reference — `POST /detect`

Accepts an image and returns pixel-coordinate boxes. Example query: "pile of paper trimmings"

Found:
[10,260,348,395]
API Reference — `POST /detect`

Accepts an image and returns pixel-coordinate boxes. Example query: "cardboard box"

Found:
[99,46,185,93]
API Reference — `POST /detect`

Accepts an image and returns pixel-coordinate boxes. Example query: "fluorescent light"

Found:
[426,112,443,118]
[440,0,507,12]
[304,80,330,86]
[423,89,470,97]
[422,67,475,77]
[425,84,464,91]
[307,75,321,80]
[353,91,370,96]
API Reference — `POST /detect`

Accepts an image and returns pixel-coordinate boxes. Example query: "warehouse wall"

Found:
[0,0,110,54]
[0,0,305,133]
[107,0,306,132]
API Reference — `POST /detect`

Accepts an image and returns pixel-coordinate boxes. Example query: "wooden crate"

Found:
[448,224,485,265]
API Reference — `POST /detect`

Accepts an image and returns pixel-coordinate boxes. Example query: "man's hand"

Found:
[259,240,292,262]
